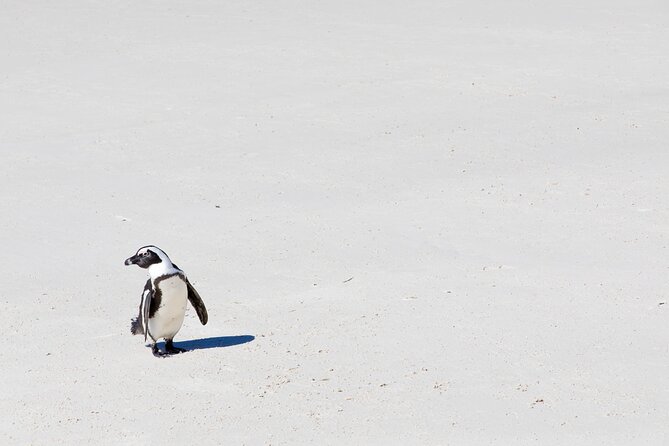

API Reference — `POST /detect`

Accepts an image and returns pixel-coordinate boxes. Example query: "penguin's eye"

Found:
[142,252,149,257]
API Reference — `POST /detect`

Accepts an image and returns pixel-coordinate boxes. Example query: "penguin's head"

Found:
[124,246,167,269]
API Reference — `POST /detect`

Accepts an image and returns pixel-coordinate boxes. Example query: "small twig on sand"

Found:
[343,277,354,283]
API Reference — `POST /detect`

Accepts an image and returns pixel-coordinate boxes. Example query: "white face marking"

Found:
[135,245,183,278]
[136,245,167,261]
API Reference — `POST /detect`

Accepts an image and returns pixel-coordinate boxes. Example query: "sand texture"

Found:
[1,1,668,444]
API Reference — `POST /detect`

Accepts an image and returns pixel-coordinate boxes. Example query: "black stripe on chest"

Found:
[149,272,186,318]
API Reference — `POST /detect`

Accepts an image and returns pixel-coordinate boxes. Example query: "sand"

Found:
[1,1,668,444]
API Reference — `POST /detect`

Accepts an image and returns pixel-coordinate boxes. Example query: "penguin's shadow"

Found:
[156,335,255,352]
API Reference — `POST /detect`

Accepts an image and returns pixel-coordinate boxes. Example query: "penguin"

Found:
[124,245,208,357]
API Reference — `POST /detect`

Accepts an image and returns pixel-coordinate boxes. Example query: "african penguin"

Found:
[124,245,208,357]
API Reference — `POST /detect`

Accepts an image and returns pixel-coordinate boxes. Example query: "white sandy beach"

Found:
[1,1,668,444]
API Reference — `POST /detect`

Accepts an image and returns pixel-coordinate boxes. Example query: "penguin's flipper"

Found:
[131,281,151,335]
[186,280,208,325]
[141,279,153,342]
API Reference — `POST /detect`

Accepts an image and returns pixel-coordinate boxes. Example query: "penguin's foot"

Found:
[165,339,187,355]
[151,344,171,358]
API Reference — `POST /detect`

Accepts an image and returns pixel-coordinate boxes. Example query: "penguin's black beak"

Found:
[124,255,140,266]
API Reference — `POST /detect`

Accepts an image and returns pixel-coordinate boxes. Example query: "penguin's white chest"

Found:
[148,276,188,340]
